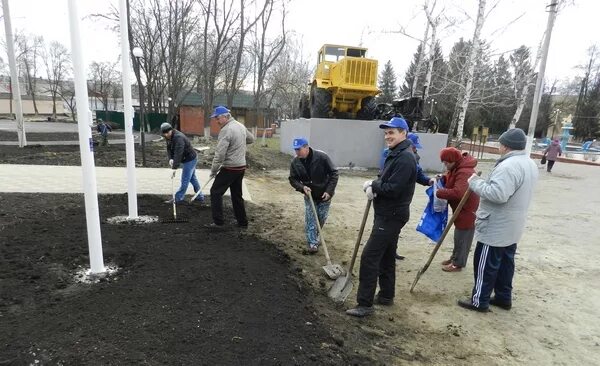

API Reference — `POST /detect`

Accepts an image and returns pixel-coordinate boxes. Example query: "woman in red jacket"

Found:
[435,147,480,272]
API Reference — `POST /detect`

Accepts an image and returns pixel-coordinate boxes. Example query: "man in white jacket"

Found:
[206,106,255,229]
[458,128,538,312]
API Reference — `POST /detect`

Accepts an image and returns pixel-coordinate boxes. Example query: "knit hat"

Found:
[440,147,462,163]
[498,128,527,150]
[160,122,173,133]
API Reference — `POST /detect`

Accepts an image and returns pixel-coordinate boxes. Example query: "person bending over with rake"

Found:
[161,122,204,204]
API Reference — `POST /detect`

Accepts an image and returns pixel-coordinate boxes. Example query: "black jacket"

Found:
[167,130,197,169]
[372,139,417,216]
[289,148,339,202]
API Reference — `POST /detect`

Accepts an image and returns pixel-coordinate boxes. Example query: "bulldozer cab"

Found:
[318,45,367,63]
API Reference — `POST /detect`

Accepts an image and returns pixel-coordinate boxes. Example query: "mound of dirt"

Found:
[0,193,362,365]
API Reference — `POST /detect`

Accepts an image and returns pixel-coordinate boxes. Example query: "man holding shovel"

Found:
[346,117,417,318]
[458,128,538,312]
[206,106,255,229]
[289,138,339,254]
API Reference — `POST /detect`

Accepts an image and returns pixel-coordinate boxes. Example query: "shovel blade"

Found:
[323,264,345,280]
[328,275,353,303]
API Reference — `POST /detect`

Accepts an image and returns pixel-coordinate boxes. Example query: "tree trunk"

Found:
[422,21,437,101]
[447,0,486,146]
[52,94,57,121]
[411,22,429,97]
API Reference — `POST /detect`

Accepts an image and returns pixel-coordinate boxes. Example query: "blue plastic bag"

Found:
[416,185,448,242]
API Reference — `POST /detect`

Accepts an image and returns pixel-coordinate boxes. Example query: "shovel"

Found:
[162,171,188,223]
[189,176,214,203]
[410,172,481,292]
[328,199,372,303]
[307,194,344,280]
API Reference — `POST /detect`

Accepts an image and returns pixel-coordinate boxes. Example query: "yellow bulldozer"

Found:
[299,44,380,120]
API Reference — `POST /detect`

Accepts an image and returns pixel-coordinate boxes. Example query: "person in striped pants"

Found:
[458,128,538,312]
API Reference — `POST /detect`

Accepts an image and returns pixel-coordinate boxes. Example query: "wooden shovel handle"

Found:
[307,194,333,265]
[346,199,372,277]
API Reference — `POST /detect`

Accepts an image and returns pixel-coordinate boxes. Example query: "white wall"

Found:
[281,118,448,172]
[0,99,65,114]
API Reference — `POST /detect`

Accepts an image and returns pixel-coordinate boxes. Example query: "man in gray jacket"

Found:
[457,128,538,312]
[206,106,255,229]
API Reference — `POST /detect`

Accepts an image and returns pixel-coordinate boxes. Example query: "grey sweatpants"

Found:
[451,228,475,267]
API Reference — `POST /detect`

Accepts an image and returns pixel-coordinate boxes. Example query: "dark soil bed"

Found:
[0,132,292,171]
[0,193,354,365]
[0,133,375,365]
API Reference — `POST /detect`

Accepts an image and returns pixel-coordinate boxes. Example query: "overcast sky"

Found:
[3,0,599,84]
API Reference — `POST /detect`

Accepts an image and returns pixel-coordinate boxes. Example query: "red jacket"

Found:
[435,153,480,229]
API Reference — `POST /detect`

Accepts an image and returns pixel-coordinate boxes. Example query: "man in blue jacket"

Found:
[346,117,417,318]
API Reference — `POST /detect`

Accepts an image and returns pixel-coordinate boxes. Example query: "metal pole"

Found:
[67,0,105,274]
[525,1,559,155]
[119,0,138,219]
[2,0,26,147]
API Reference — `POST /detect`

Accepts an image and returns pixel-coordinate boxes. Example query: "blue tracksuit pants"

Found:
[471,242,517,308]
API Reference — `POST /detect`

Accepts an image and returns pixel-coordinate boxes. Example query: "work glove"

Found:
[171,170,176,179]
[362,180,372,192]
[365,186,376,200]
[169,159,174,168]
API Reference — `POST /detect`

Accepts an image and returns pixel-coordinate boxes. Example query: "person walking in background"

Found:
[458,128,538,312]
[346,117,417,318]
[543,139,562,173]
[96,119,112,146]
[160,122,203,204]
[435,147,479,273]
[289,137,339,254]
[207,106,255,229]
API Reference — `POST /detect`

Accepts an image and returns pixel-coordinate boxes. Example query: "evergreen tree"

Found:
[377,60,397,103]
[399,44,425,98]
[573,74,600,139]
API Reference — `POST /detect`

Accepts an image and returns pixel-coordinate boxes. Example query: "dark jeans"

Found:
[357,212,408,307]
[210,169,247,226]
[547,160,556,172]
[471,242,517,308]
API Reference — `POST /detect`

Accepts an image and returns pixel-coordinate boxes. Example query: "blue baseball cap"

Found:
[292,137,308,150]
[407,133,423,149]
[379,117,409,130]
[210,105,230,118]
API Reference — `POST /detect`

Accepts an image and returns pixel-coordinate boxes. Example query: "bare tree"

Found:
[447,0,487,145]
[152,0,198,121]
[57,81,77,122]
[264,37,311,119]
[89,61,118,115]
[198,0,240,131]
[251,0,286,117]
[225,0,270,106]
[15,32,44,115]
[41,41,71,120]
